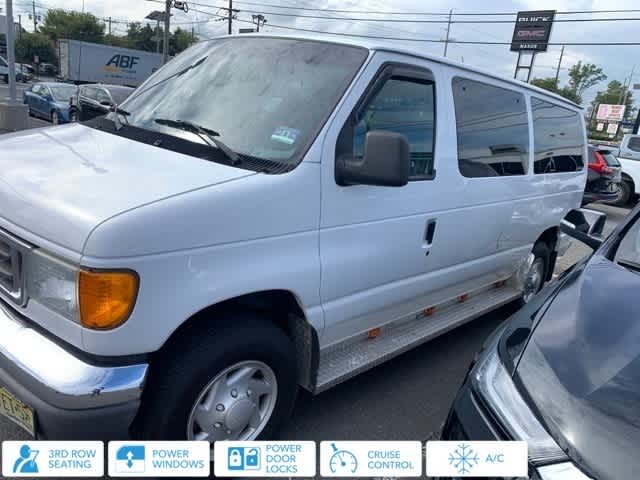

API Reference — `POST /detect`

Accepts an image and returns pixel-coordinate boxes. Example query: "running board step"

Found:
[315,285,521,393]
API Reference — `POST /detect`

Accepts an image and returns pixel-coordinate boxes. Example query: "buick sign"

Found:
[511,10,555,52]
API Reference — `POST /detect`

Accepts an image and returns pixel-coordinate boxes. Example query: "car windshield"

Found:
[50,85,77,102]
[615,213,640,271]
[117,37,367,165]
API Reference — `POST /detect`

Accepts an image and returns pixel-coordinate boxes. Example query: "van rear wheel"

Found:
[137,314,297,457]
[520,242,550,304]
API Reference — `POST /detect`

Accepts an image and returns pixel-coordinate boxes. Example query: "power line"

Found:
[188,0,640,17]
[189,9,640,46]
[187,2,640,23]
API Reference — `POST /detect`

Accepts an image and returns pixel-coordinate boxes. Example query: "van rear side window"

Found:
[629,136,640,152]
[452,77,529,178]
[532,98,584,174]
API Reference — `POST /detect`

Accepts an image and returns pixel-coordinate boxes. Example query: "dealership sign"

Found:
[511,11,556,51]
[596,104,626,122]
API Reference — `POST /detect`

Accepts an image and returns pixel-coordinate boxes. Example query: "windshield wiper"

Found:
[154,118,240,165]
[128,56,208,102]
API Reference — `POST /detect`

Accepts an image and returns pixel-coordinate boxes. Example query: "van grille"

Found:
[0,233,24,304]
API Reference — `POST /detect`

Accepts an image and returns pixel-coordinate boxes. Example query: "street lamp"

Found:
[146,10,168,54]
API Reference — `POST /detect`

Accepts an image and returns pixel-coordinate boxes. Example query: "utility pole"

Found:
[107,16,112,36]
[17,14,21,39]
[31,0,36,31]
[443,9,453,57]
[620,65,635,110]
[155,19,161,53]
[163,0,170,64]
[228,0,233,34]
[6,0,17,102]
[554,45,564,85]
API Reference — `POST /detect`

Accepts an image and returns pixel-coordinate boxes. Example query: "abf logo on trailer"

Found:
[105,54,140,71]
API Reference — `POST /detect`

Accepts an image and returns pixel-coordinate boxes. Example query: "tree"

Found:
[565,61,607,104]
[170,27,195,55]
[126,22,160,52]
[531,77,559,93]
[104,34,129,48]
[39,9,105,43]
[530,61,606,105]
[593,80,635,121]
[530,77,579,103]
[15,32,56,64]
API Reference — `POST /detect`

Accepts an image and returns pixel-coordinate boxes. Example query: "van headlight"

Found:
[25,249,138,330]
[471,332,568,466]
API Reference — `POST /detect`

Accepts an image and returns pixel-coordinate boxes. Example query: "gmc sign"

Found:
[510,10,555,52]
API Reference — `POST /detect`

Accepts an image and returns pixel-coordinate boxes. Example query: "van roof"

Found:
[214,33,582,110]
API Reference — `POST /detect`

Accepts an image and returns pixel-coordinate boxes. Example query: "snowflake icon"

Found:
[448,443,480,475]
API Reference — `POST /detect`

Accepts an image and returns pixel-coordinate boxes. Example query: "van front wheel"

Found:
[137,315,297,455]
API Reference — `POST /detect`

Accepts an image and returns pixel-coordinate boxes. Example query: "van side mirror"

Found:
[560,208,607,250]
[335,130,410,187]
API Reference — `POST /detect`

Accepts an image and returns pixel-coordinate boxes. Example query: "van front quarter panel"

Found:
[80,159,323,356]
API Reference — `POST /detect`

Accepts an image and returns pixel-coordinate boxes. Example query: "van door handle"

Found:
[424,219,437,248]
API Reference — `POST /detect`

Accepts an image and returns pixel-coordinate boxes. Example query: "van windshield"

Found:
[117,38,367,167]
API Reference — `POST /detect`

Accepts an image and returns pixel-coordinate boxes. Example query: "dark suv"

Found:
[583,145,622,205]
[69,84,133,122]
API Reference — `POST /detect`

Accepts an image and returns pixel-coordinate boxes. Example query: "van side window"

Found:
[353,75,436,179]
[452,77,529,178]
[629,137,640,152]
[532,98,584,174]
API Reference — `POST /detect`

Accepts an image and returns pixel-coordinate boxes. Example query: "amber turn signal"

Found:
[78,270,139,330]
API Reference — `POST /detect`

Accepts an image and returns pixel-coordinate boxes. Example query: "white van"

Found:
[616,134,640,204]
[0,35,586,448]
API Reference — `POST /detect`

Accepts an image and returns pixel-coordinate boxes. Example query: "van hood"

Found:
[0,124,255,253]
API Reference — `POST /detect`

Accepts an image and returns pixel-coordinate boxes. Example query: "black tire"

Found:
[612,181,633,207]
[517,241,550,306]
[136,313,298,443]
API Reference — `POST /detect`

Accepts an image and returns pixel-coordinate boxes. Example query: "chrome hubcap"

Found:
[186,361,277,449]
[523,258,544,303]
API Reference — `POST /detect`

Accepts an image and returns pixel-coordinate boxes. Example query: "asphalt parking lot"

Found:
[0,200,630,465]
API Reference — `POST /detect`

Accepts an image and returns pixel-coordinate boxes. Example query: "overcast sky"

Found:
[10,0,640,104]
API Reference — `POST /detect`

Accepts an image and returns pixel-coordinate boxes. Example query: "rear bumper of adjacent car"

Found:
[0,299,148,440]
[583,190,619,204]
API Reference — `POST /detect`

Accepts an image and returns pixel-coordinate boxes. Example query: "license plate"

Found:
[0,386,35,436]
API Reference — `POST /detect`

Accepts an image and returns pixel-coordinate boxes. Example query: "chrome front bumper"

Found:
[0,300,148,438]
